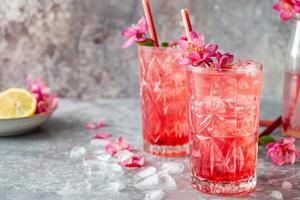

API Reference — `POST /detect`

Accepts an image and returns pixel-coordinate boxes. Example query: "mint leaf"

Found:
[259,136,276,146]
[161,42,169,48]
[138,39,154,47]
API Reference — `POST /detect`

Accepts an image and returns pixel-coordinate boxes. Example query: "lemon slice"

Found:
[0,88,37,119]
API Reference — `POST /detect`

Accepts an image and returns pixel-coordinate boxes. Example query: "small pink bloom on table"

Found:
[105,136,133,155]
[119,155,145,168]
[121,17,148,48]
[177,32,218,66]
[27,75,58,114]
[85,120,106,129]
[266,137,300,166]
[94,132,112,139]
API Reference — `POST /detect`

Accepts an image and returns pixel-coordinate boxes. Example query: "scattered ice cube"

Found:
[70,146,86,159]
[115,150,135,162]
[134,167,157,182]
[158,172,177,190]
[281,181,292,190]
[83,157,106,172]
[108,163,124,177]
[90,139,109,149]
[135,174,160,190]
[102,182,123,193]
[270,191,283,200]
[92,149,106,155]
[144,190,165,200]
[96,154,112,162]
[160,162,184,175]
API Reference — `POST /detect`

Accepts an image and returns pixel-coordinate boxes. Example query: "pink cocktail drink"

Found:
[187,63,262,195]
[138,46,189,156]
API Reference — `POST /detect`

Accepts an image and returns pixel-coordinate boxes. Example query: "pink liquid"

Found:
[282,70,300,138]
[187,65,262,195]
[138,46,189,156]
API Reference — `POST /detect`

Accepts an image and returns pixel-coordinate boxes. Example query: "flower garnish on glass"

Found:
[273,0,300,21]
[179,8,263,196]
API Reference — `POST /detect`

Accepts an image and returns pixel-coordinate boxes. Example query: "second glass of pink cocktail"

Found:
[138,46,189,156]
[187,62,263,195]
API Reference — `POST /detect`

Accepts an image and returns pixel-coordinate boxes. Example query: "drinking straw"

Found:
[181,8,193,42]
[259,116,282,138]
[142,0,159,47]
[282,78,300,131]
[259,119,274,127]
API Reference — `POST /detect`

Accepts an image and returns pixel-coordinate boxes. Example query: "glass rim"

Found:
[186,63,263,74]
[137,45,181,53]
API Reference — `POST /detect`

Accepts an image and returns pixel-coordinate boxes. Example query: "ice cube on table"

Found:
[90,139,109,149]
[160,162,184,175]
[270,191,283,200]
[158,172,177,190]
[281,181,293,190]
[115,150,135,162]
[70,146,86,159]
[96,154,112,162]
[135,174,160,190]
[144,190,165,200]
[83,157,107,172]
[101,182,123,193]
[134,167,157,182]
[107,163,124,178]
[92,149,106,155]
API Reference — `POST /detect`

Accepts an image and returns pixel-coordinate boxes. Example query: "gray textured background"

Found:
[0,0,289,107]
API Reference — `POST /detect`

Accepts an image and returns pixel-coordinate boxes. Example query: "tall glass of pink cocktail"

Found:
[187,62,263,195]
[138,46,189,156]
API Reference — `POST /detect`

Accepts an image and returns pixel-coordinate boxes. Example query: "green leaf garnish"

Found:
[259,136,276,146]
[138,39,155,47]
[161,42,169,48]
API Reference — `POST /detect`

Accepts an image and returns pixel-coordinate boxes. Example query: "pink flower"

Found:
[105,136,133,155]
[85,120,106,129]
[266,137,300,166]
[94,132,112,139]
[27,75,58,114]
[215,52,234,70]
[273,0,300,21]
[177,32,218,66]
[119,154,145,168]
[121,17,148,48]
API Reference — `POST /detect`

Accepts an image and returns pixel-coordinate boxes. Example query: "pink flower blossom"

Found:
[121,17,148,48]
[273,0,300,21]
[215,52,234,70]
[105,136,133,155]
[94,132,112,139]
[85,120,106,129]
[266,137,300,166]
[177,32,218,66]
[27,75,58,114]
[119,154,145,168]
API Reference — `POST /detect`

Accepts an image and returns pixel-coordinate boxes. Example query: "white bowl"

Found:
[0,111,54,136]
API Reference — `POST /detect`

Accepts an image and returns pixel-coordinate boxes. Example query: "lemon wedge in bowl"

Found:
[0,88,37,119]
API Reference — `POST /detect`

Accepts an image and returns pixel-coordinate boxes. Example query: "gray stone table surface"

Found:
[0,99,299,200]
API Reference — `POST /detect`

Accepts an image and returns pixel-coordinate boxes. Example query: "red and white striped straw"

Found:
[181,8,193,42]
[142,0,159,47]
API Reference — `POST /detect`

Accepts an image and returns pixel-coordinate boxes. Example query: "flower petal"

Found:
[119,155,145,167]
[121,36,138,48]
[177,37,188,50]
[136,17,148,33]
[176,58,192,65]
[94,132,112,139]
